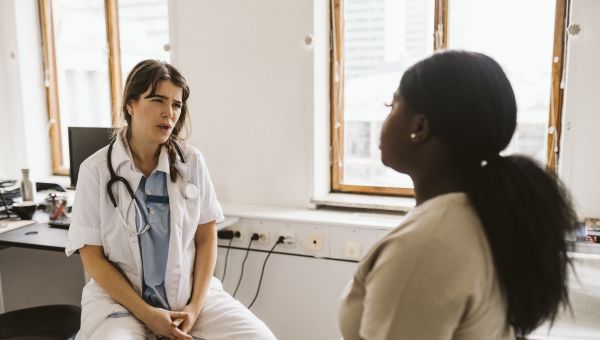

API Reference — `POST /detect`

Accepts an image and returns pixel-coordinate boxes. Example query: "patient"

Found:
[339,50,578,339]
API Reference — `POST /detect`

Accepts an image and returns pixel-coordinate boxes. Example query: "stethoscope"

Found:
[106,138,198,236]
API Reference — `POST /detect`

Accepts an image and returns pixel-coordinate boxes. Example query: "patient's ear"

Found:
[409,114,430,143]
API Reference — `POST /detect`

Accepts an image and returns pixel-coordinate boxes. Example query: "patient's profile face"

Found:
[379,95,413,174]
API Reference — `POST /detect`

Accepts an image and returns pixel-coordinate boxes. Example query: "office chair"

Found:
[0,304,80,340]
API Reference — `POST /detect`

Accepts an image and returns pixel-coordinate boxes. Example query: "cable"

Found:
[220,238,234,283]
[247,236,285,309]
[233,233,259,297]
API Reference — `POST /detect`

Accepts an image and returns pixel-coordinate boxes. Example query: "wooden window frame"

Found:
[330,0,567,197]
[39,0,122,176]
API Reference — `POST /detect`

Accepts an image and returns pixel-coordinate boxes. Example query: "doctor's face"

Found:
[127,80,183,146]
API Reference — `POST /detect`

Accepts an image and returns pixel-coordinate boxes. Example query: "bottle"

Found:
[20,168,34,202]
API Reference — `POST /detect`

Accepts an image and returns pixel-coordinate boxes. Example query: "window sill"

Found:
[311,192,415,213]
[221,202,404,230]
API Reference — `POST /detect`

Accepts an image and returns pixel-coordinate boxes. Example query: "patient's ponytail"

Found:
[467,154,576,335]
[399,50,578,336]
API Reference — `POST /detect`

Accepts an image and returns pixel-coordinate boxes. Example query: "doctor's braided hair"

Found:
[115,60,190,182]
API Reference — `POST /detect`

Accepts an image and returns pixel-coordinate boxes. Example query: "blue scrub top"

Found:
[134,171,171,310]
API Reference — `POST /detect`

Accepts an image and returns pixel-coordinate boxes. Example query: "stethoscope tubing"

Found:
[106,138,186,237]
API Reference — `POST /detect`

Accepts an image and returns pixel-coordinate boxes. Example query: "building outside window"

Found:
[332,0,565,196]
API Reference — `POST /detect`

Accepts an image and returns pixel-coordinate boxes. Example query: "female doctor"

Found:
[66,60,275,340]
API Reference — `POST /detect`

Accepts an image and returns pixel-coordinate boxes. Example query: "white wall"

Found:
[14,0,52,180]
[215,247,357,340]
[0,0,51,180]
[0,0,27,178]
[558,0,600,219]
[170,0,327,209]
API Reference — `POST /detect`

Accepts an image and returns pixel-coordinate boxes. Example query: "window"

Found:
[39,0,170,175]
[331,0,567,196]
[118,0,170,84]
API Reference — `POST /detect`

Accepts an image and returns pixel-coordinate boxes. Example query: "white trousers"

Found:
[85,279,276,340]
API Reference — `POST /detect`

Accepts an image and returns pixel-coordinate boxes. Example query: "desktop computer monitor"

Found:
[68,127,114,188]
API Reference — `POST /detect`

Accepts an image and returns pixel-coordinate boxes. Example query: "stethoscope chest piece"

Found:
[185,183,198,199]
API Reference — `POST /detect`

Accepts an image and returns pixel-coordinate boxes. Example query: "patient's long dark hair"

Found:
[114,59,190,182]
[399,50,577,336]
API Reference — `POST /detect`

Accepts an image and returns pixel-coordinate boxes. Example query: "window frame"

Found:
[39,0,122,176]
[330,0,567,196]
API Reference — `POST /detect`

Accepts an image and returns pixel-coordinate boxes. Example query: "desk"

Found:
[0,217,239,252]
[0,223,68,252]
[0,216,239,313]
[2,180,238,252]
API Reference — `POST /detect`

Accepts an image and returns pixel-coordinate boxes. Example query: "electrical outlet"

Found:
[278,232,295,245]
[254,230,269,244]
[307,234,324,251]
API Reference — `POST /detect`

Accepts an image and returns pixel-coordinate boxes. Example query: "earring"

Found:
[410,133,416,139]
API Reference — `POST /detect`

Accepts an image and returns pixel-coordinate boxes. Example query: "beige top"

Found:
[339,192,514,340]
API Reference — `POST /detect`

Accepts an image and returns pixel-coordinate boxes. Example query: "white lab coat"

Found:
[66,134,224,338]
